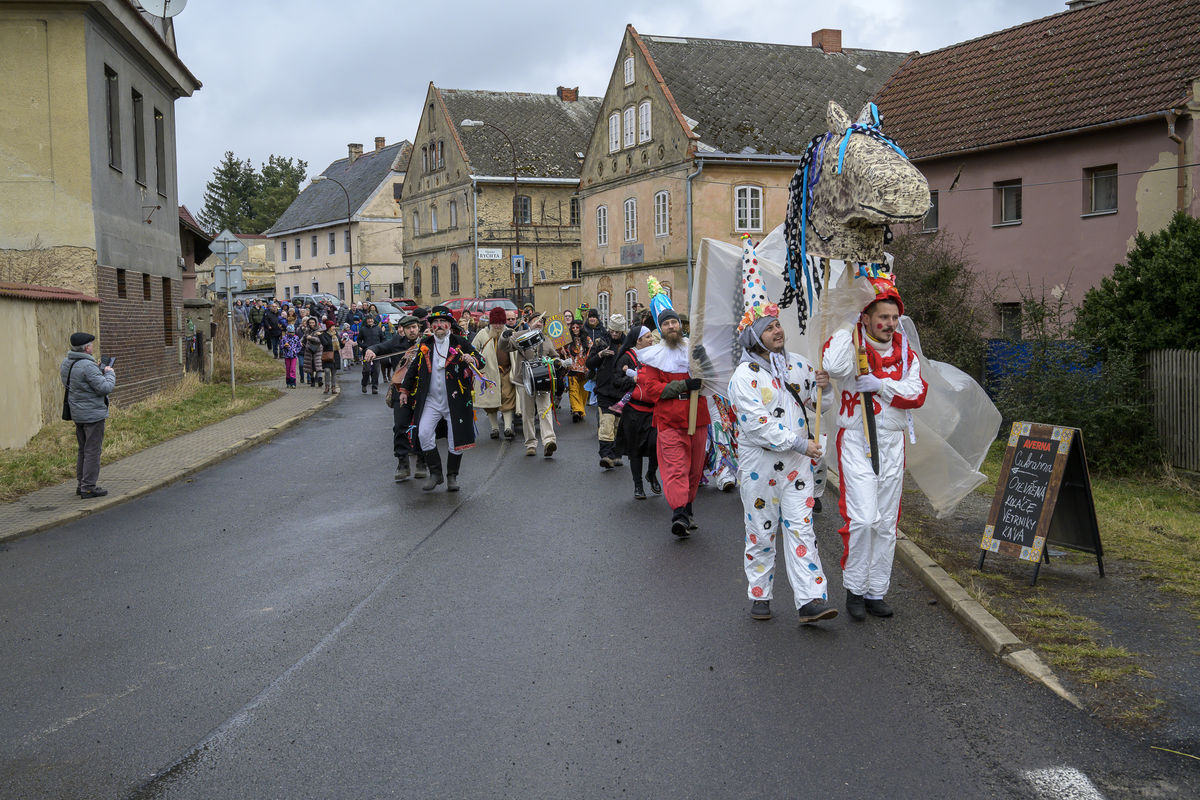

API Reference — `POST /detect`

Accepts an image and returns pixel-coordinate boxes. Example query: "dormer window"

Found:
[623,56,634,85]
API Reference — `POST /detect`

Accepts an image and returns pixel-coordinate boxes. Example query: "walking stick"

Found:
[815,257,831,440]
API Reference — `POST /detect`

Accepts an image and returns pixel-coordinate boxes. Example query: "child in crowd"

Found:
[279,324,302,388]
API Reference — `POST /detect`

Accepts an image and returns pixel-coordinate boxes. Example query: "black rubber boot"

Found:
[422,449,444,491]
[846,590,867,621]
[671,507,690,537]
[446,452,462,492]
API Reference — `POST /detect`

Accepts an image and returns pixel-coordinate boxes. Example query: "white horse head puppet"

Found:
[778,101,930,330]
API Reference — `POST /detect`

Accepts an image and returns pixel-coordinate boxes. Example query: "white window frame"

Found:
[608,113,620,153]
[734,185,763,232]
[598,291,610,319]
[638,101,652,144]
[625,288,637,321]
[412,211,420,236]
[623,106,635,148]
[431,204,438,233]
[623,197,637,242]
[596,205,608,246]
[654,190,669,237]
[623,56,634,86]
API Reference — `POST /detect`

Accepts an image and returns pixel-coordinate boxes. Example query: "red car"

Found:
[442,298,475,321]
[465,297,518,325]
[386,297,418,312]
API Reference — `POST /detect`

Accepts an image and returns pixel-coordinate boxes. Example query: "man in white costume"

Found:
[822,273,927,620]
[728,251,835,623]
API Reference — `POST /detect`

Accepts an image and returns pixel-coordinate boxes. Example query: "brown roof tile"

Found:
[874,0,1200,160]
[0,282,101,303]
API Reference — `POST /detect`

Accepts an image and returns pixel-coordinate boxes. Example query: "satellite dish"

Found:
[140,0,187,17]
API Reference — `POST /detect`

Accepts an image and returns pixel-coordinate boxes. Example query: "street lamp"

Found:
[311,175,354,304]
[460,118,522,303]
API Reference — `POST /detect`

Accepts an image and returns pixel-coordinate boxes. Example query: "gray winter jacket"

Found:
[60,351,116,424]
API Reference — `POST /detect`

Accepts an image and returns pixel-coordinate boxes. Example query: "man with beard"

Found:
[635,307,708,536]
[586,314,629,469]
[364,315,427,482]
[397,306,484,491]
[561,318,590,423]
[822,274,927,620]
[471,307,511,439]
[499,312,566,458]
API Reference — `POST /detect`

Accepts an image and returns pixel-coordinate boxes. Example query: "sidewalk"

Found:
[0,386,337,542]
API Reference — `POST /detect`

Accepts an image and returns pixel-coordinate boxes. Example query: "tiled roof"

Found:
[437,88,602,179]
[874,0,1200,160]
[266,140,413,235]
[177,205,209,238]
[636,31,911,156]
[0,282,101,303]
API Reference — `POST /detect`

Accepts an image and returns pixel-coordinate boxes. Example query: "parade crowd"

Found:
[221,269,926,626]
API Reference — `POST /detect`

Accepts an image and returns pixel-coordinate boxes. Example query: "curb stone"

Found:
[826,472,1083,710]
[0,390,338,543]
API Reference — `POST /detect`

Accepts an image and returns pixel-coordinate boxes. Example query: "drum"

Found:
[513,329,543,353]
[523,362,554,395]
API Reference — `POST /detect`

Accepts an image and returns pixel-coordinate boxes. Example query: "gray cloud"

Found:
[174,0,1060,218]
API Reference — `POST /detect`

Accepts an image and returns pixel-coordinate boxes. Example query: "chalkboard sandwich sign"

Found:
[979,422,1103,585]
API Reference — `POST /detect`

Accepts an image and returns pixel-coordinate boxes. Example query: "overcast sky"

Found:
[173,0,1061,217]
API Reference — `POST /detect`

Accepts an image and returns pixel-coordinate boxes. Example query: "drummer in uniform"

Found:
[499,312,570,458]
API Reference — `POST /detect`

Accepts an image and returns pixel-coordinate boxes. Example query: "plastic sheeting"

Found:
[689,225,1001,517]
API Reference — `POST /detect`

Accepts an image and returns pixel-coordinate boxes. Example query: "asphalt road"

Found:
[2,382,1195,799]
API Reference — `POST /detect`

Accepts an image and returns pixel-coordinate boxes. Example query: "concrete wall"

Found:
[0,296,100,450]
[0,11,96,292]
[909,117,1195,320]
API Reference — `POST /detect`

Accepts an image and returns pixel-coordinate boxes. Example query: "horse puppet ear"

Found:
[826,100,853,134]
[855,102,879,126]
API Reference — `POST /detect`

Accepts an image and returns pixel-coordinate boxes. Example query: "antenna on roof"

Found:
[140,0,187,41]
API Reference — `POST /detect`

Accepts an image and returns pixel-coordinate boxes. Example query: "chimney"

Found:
[374,136,386,152]
[557,86,579,102]
[811,28,842,54]
[348,142,363,164]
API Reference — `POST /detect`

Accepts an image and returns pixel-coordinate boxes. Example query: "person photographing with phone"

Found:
[60,332,116,498]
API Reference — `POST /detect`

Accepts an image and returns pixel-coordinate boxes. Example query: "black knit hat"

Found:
[70,332,95,347]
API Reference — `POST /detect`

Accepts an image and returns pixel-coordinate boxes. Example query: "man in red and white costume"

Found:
[635,307,709,537]
[822,274,927,620]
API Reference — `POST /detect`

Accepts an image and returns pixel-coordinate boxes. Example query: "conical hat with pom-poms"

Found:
[737,235,779,333]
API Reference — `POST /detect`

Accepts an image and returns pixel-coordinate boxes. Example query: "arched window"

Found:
[623,106,635,148]
[597,291,610,319]
[608,112,620,153]
[431,204,439,233]
[431,264,440,296]
[413,266,422,296]
[412,211,420,236]
[638,101,652,143]
[596,205,608,246]
[450,262,459,294]
[421,146,428,172]
[623,56,634,85]
[625,288,638,321]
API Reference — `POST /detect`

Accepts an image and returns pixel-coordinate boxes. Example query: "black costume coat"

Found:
[400,332,483,449]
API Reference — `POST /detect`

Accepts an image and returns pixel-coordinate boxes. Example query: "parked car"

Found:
[465,297,518,325]
[386,297,418,312]
[442,298,475,321]
[369,300,406,324]
[290,292,342,309]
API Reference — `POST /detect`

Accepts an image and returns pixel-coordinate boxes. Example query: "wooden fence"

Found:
[1145,349,1200,472]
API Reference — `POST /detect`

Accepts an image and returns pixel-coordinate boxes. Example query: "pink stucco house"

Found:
[875,0,1199,335]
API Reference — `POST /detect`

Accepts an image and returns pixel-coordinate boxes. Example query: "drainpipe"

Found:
[471,177,480,297]
[1166,111,1187,211]
[685,157,705,305]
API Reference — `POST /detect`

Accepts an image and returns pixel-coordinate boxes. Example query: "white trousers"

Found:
[836,426,905,597]
[516,387,555,447]
[739,446,827,608]
[418,401,461,454]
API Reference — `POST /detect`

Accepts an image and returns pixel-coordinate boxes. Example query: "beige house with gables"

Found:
[400,83,601,312]
[577,26,910,321]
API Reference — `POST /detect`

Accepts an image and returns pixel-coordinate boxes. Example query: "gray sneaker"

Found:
[750,600,772,620]
[798,599,838,623]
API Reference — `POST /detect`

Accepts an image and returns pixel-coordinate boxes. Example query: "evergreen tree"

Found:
[198,151,257,233]
[1074,211,1200,356]
[250,155,307,233]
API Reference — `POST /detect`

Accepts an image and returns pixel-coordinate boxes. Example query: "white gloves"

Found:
[855,374,883,393]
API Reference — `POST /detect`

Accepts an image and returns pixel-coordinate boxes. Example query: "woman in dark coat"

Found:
[301,316,324,387]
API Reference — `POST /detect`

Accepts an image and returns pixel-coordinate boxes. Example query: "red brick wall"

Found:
[96,265,184,405]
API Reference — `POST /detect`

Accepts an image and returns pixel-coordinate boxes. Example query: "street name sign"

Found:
[478,247,503,260]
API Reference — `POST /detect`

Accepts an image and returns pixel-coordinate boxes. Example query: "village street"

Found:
[1,385,1193,799]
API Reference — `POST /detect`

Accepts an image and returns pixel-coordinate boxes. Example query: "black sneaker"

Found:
[671,510,690,538]
[846,590,867,621]
[80,487,108,498]
[797,599,838,623]
[865,598,894,618]
[599,457,613,469]
[750,599,772,620]
[490,429,500,439]
[633,483,646,500]
[647,474,662,494]
[503,428,515,441]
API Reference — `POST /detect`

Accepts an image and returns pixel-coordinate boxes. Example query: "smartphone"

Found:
[101,356,116,368]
